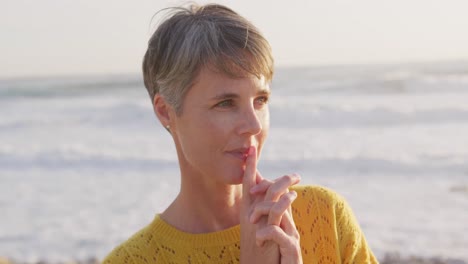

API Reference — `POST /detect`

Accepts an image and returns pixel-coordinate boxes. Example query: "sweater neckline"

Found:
[150,214,241,246]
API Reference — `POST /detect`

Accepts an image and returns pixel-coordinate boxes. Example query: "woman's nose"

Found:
[237,105,264,136]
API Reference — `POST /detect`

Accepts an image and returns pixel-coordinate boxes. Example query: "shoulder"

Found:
[290,185,378,263]
[289,184,357,232]
[290,184,346,210]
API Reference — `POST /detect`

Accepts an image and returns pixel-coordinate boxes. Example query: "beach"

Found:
[1,254,467,264]
[1,61,467,262]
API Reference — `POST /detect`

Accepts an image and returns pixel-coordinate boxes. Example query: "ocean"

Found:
[1,61,467,262]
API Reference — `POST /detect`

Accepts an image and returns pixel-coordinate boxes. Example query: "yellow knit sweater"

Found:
[103,185,378,263]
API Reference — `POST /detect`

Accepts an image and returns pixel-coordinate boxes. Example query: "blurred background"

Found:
[1,0,468,263]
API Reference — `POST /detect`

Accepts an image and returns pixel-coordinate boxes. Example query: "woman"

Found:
[103,3,378,264]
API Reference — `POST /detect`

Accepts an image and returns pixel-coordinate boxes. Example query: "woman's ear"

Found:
[153,94,173,129]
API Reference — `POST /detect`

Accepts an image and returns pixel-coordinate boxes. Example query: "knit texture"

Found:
[102,185,378,263]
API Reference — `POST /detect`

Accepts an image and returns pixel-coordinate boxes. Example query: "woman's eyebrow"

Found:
[210,93,239,101]
[210,88,270,101]
[257,89,271,96]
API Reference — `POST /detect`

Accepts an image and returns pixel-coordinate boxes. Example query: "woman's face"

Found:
[170,66,270,185]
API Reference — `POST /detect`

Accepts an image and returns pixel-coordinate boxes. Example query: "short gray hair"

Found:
[142,3,274,114]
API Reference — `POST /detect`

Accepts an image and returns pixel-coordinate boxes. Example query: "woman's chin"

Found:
[222,171,244,185]
[218,163,245,185]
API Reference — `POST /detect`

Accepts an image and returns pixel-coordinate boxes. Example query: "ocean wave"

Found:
[1,61,468,99]
[270,107,468,128]
[0,154,177,172]
[258,157,468,177]
[0,74,143,98]
[272,61,468,95]
[1,151,466,177]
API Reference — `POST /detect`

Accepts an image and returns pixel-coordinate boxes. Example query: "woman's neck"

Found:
[161,176,243,234]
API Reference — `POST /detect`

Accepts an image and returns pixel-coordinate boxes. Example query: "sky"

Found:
[1,0,468,78]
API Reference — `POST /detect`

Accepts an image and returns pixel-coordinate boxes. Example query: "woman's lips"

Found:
[226,148,250,161]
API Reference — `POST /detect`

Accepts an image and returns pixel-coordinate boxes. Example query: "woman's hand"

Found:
[240,146,280,263]
[250,175,303,264]
[240,146,303,264]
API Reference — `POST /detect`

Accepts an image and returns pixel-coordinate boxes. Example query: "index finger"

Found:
[242,146,257,199]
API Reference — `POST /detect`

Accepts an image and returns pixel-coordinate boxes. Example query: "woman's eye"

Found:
[255,96,269,105]
[216,99,234,108]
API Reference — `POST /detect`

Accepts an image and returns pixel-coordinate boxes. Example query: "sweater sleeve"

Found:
[334,192,378,264]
